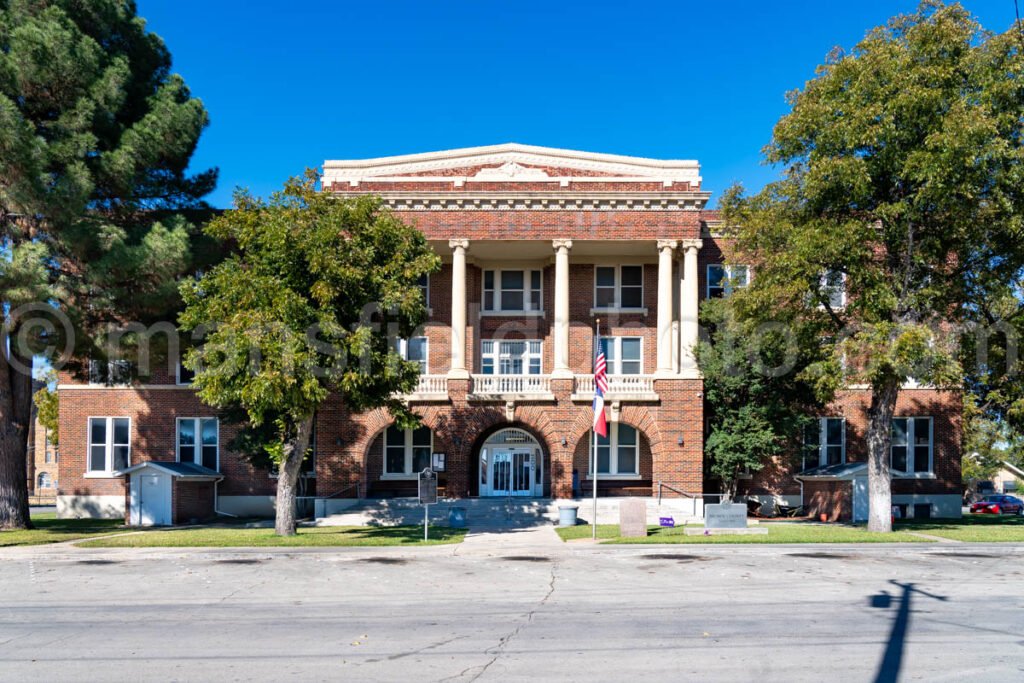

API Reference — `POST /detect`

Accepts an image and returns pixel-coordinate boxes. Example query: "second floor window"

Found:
[395,337,428,373]
[89,359,135,386]
[177,417,219,471]
[802,417,845,470]
[707,264,750,298]
[600,337,643,375]
[417,274,429,308]
[481,340,542,375]
[594,265,643,309]
[176,354,195,385]
[483,269,542,312]
[821,270,846,309]
[891,417,932,474]
[88,417,130,474]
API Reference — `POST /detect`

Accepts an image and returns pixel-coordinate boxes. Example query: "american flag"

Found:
[593,331,608,437]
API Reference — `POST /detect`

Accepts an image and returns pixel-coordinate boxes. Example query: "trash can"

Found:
[558,505,579,527]
[448,506,467,528]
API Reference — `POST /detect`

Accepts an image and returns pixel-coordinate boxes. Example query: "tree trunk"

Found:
[0,350,34,530]
[274,415,314,536]
[866,377,900,532]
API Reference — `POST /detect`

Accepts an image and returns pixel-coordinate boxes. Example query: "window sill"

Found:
[589,307,648,316]
[584,473,642,480]
[892,472,936,479]
[381,474,420,481]
[84,471,126,479]
[480,310,546,317]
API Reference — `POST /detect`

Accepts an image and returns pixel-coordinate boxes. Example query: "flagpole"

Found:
[593,318,599,541]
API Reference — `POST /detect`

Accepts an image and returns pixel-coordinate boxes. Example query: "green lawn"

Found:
[556,522,931,544]
[77,524,468,548]
[896,514,1024,542]
[0,513,126,547]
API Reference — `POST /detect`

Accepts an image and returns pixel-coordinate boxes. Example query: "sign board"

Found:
[418,468,438,505]
[659,516,675,528]
[704,503,748,529]
[431,452,446,472]
[619,498,648,537]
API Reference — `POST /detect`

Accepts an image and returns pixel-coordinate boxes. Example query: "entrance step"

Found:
[314,496,704,528]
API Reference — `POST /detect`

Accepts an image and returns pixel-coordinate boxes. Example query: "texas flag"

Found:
[593,333,609,438]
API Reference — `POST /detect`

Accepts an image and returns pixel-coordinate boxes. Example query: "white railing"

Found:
[573,374,655,396]
[471,374,552,396]
[399,375,448,398]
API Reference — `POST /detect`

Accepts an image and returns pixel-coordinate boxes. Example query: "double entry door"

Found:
[489,448,535,497]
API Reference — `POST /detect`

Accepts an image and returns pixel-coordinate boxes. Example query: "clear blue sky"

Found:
[136,0,1021,208]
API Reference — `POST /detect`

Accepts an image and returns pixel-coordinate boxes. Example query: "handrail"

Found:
[656,481,698,505]
[320,482,362,501]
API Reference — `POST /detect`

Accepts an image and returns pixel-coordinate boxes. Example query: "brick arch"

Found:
[567,404,664,451]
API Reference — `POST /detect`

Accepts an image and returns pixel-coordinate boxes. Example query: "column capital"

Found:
[681,238,703,253]
[656,239,679,253]
[448,239,470,252]
[552,239,573,252]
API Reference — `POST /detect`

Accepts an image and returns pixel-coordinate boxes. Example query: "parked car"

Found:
[969,495,1024,516]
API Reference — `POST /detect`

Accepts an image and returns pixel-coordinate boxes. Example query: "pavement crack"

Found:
[442,562,559,683]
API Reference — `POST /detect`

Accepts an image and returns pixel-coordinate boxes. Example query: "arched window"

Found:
[37,472,52,489]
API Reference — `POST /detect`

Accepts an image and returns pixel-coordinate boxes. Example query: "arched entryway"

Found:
[478,428,545,497]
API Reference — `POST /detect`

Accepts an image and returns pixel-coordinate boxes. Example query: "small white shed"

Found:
[123,461,223,526]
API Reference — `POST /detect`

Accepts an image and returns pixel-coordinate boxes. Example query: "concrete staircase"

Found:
[314,496,704,529]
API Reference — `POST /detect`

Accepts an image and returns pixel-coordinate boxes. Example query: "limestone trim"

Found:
[332,193,710,212]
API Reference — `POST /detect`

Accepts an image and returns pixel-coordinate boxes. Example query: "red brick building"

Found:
[55,144,962,522]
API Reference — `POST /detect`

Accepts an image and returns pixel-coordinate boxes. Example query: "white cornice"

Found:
[322,143,702,187]
[353,192,710,212]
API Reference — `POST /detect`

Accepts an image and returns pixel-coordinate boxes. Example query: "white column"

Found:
[680,238,703,376]
[552,239,573,378]
[656,240,678,375]
[448,239,470,379]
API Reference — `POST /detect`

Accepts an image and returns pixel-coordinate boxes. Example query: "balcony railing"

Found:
[573,374,657,399]
[399,375,448,400]
[470,374,553,398]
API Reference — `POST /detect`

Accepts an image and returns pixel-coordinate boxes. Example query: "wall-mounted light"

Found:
[561,437,568,447]
[335,437,343,446]
[677,435,684,446]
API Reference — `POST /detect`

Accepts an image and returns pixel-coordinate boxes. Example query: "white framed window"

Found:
[802,417,845,470]
[707,264,750,298]
[483,269,542,312]
[891,417,933,475]
[594,265,644,309]
[589,423,640,477]
[599,336,643,375]
[395,336,428,373]
[176,354,195,385]
[821,270,846,309]
[87,417,131,474]
[384,425,432,477]
[481,340,542,375]
[37,472,52,489]
[177,417,219,471]
[417,274,430,308]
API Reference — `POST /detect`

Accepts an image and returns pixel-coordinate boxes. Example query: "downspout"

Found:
[214,480,239,518]
[793,474,805,513]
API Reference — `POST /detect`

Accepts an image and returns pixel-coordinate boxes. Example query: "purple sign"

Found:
[659,516,675,528]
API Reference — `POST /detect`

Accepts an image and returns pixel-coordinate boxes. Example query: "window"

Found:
[87,417,131,474]
[37,472,52,489]
[594,265,644,309]
[707,264,750,298]
[483,270,542,312]
[590,424,640,476]
[600,337,643,375]
[89,359,135,386]
[177,418,219,471]
[821,270,846,309]
[417,274,430,308]
[176,355,195,385]
[384,425,432,477]
[891,417,932,474]
[394,337,428,373]
[802,417,845,470]
[481,340,542,375]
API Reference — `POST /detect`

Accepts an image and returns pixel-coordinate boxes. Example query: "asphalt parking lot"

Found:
[1,538,1022,682]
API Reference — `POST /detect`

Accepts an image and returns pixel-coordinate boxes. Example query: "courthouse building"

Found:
[55,144,962,523]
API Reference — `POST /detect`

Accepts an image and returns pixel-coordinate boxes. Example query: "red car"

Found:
[970,495,1024,516]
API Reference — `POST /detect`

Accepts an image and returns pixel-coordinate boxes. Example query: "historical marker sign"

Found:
[418,469,438,505]
[619,498,648,537]
[704,503,748,529]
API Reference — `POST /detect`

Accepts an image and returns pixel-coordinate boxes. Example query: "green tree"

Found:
[722,2,1024,531]
[697,297,823,501]
[0,1,214,529]
[179,172,439,536]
